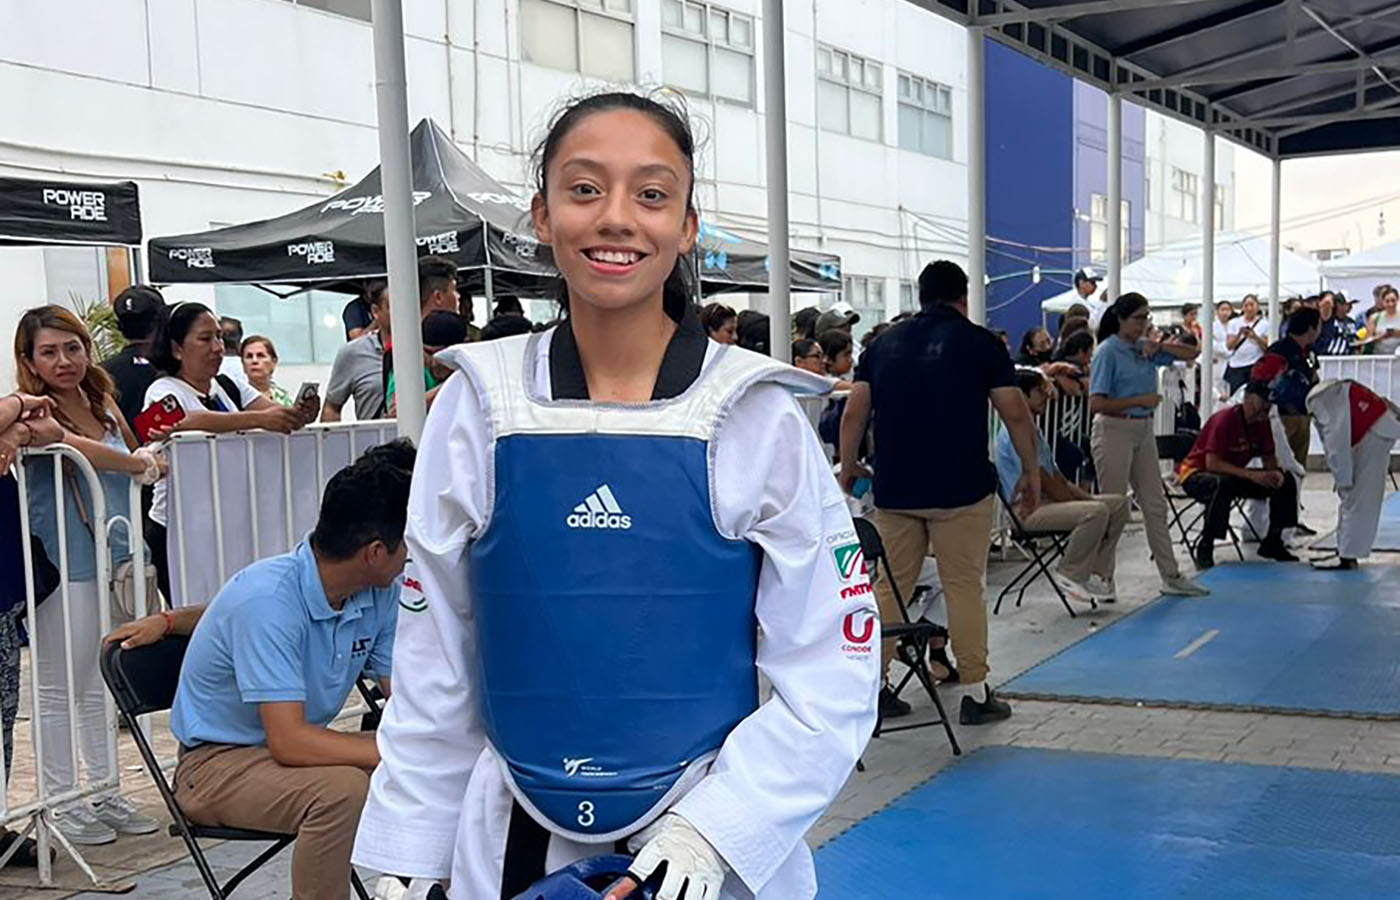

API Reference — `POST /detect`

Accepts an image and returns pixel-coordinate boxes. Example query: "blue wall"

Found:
[985,39,1073,346]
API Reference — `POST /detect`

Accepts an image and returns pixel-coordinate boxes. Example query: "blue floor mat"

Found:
[999,563,1400,717]
[1312,490,1400,551]
[815,747,1400,899]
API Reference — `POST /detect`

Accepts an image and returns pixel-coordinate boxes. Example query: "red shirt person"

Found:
[1178,361,1300,569]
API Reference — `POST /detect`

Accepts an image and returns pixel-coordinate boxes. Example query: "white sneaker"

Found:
[52,804,117,846]
[1086,575,1117,602]
[1050,571,1096,604]
[92,794,160,836]
[1161,575,1210,597]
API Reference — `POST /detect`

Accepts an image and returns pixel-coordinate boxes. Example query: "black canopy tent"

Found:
[0,175,143,247]
[147,118,554,297]
[693,219,842,296]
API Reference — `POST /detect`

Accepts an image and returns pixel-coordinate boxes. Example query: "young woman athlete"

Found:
[352,92,879,900]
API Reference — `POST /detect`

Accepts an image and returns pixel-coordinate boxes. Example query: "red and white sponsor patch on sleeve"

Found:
[832,542,867,582]
[399,569,428,613]
[840,609,877,658]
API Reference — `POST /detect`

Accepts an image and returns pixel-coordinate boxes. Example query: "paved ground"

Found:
[3,475,1395,898]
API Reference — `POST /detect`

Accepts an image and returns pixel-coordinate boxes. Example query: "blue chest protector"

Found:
[456,332,826,843]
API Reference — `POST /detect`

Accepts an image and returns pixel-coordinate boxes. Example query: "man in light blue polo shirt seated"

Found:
[168,440,414,900]
[997,369,1131,604]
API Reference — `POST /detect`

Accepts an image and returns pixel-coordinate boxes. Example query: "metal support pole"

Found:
[1201,130,1217,419]
[1107,92,1123,300]
[372,0,426,442]
[1269,156,1282,327]
[966,27,987,325]
[762,0,792,361]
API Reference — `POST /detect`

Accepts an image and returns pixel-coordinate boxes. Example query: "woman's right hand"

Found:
[7,393,54,420]
[1135,393,1162,409]
[258,407,305,434]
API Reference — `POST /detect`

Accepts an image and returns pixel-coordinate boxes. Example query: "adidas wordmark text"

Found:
[566,484,633,530]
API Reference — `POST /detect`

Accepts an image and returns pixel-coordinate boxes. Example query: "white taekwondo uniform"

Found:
[352,326,880,899]
[1307,379,1400,560]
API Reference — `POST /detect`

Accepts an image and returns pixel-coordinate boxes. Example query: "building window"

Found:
[1170,167,1199,224]
[1089,194,1130,265]
[284,0,371,21]
[1214,184,1226,230]
[521,0,635,83]
[899,279,918,313]
[661,1,754,105]
[817,45,883,142]
[214,285,347,366]
[896,72,952,159]
[842,275,885,340]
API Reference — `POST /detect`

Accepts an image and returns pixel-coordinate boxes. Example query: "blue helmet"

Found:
[509,855,657,900]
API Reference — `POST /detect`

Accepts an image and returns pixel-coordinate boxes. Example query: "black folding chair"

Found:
[853,517,960,756]
[993,490,1087,618]
[100,638,372,900]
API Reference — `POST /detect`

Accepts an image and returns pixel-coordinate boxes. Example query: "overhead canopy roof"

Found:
[910,0,1400,159]
[0,175,142,247]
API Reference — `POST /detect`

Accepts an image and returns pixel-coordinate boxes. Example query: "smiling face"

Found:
[174,312,225,382]
[1385,291,1399,314]
[25,326,89,393]
[531,108,698,318]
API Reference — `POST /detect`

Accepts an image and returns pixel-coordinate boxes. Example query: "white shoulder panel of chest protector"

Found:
[435,329,834,538]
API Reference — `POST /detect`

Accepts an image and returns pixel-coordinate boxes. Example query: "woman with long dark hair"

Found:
[353,91,877,900]
[141,302,315,600]
[1089,293,1208,597]
[14,305,163,846]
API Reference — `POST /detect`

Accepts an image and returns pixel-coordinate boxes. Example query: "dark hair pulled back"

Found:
[532,91,698,324]
[149,302,215,376]
[1096,292,1150,343]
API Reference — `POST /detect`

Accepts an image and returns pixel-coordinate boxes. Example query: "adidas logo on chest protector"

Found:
[566,484,632,530]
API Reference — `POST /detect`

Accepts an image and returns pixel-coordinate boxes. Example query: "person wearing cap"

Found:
[735,310,771,355]
[1306,378,1400,570]
[1074,268,1109,329]
[1177,355,1300,569]
[103,285,167,434]
[792,306,821,342]
[815,303,860,341]
[386,310,468,415]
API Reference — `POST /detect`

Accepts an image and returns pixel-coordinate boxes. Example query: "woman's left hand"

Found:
[1141,339,1161,357]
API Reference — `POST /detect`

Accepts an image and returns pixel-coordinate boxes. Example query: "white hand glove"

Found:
[626,813,726,900]
[130,447,162,486]
[373,876,442,900]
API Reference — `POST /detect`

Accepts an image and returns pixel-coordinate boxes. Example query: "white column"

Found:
[1107,92,1123,300]
[762,0,792,362]
[1200,130,1217,419]
[372,0,425,441]
[1269,156,1282,327]
[966,28,987,325]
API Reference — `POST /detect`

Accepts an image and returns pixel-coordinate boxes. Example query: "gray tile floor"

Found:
[43,477,1400,899]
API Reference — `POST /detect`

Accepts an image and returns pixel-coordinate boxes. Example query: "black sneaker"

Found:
[1258,539,1299,562]
[879,686,912,719]
[959,687,1012,726]
[1193,539,1215,570]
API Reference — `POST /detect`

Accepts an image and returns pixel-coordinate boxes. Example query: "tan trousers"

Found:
[174,744,370,900]
[872,495,995,685]
[1090,415,1182,580]
[1021,494,1130,583]
[1281,414,1312,469]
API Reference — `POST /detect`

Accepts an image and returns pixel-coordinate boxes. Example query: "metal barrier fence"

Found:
[11,445,150,888]
[1320,354,1398,406]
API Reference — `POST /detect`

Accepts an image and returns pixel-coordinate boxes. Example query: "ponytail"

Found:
[1096,292,1149,343]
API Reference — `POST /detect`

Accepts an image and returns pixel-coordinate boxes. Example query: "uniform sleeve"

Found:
[671,383,880,894]
[1089,345,1117,396]
[1308,384,1354,488]
[352,372,492,879]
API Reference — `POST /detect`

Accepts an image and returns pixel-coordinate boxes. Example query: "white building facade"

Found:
[1144,109,1236,252]
[0,0,976,391]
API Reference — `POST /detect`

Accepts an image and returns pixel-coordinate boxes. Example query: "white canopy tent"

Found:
[1320,240,1400,304]
[1042,232,1323,318]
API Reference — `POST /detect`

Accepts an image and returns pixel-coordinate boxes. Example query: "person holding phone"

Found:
[14,306,164,847]
[142,303,316,603]
[239,335,293,407]
[1224,294,1270,394]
